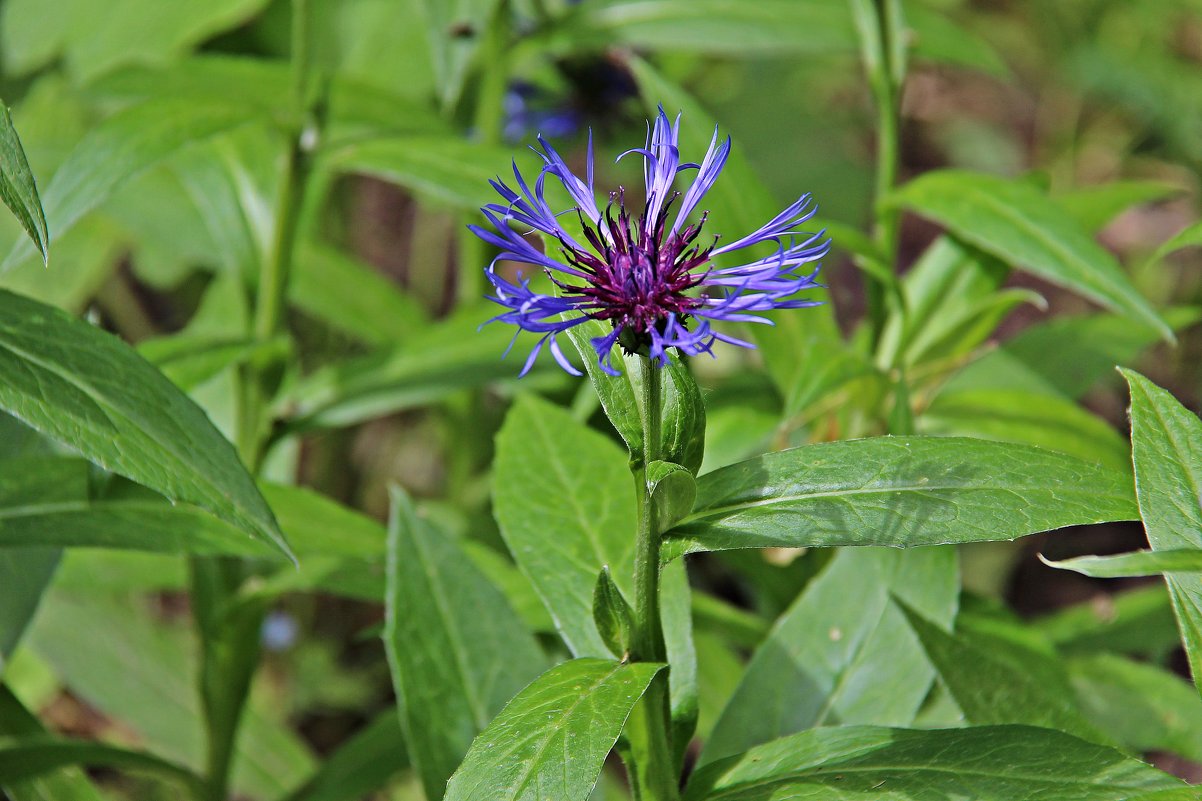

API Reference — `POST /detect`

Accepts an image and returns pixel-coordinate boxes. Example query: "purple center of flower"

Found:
[552,191,712,346]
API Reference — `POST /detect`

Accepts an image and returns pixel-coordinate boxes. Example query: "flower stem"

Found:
[632,356,665,663]
[624,356,678,801]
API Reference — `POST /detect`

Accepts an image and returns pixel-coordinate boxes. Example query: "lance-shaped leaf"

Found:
[493,394,637,657]
[2,98,257,270]
[0,686,107,801]
[319,136,508,211]
[918,389,1131,472]
[444,658,663,801]
[700,547,957,765]
[900,604,1105,742]
[384,488,545,801]
[280,305,517,430]
[946,307,1200,400]
[668,436,1136,555]
[1042,549,1202,578]
[281,711,408,801]
[0,549,58,673]
[887,170,1171,340]
[1122,369,1202,695]
[592,566,634,659]
[682,725,1184,801]
[0,739,203,795]
[0,104,48,263]
[1055,181,1180,233]
[0,290,289,557]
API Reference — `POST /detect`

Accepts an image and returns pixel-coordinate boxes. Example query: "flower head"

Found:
[471,107,828,376]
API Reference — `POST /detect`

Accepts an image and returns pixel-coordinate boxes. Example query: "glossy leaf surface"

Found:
[444,658,662,801]
[384,488,545,801]
[494,394,636,656]
[0,104,48,262]
[0,291,288,556]
[1123,369,1202,695]
[669,437,1136,554]
[684,725,1183,800]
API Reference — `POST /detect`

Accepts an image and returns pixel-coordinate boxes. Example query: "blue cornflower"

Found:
[470,108,828,376]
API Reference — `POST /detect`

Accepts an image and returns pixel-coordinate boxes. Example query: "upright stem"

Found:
[197,5,316,800]
[457,0,511,307]
[632,358,665,663]
[624,356,677,801]
[852,0,906,348]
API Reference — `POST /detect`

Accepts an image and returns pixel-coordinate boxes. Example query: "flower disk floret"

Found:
[470,107,829,377]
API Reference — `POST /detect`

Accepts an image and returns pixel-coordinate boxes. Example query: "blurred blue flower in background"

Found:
[261,610,300,652]
[472,108,829,375]
[502,81,582,143]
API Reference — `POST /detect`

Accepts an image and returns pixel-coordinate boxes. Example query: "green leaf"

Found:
[493,394,637,657]
[566,0,856,54]
[700,547,957,765]
[682,725,1184,801]
[320,136,507,210]
[281,711,408,801]
[2,98,258,270]
[1035,584,1181,661]
[565,317,706,474]
[0,687,107,801]
[3,0,270,81]
[417,0,502,109]
[668,436,1137,555]
[292,242,429,346]
[647,460,697,532]
[260,482,385,561]
[1149,220,1202,265]
[88,56,446,140]
[887,170,1171,340]
[443,658,663,801]
[1054,181,1181,233]
[1071,653,1202,764]
[0,463,383,562]
[0,291,289,557]
[900,604,1105,742]
[592,566,635,659]
[662,558,698,763]
[0,104,48,264]
[1122,369,1202,695]
[905,4,1010,78]
[946,307,1201,399]
[280,305,517,430]
[1082,659,1202,776]
[1042,549,1202,578]
[0,738,203,795]
[919,389,1131,471]
[384,487,545,801]
[0,550,58,674]
[26,588,315,799]
[139,335,287,392]
[876,236,1033,370]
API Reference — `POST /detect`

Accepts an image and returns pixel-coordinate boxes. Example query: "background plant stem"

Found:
[195,3,315,799]
[851,0,906,349]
